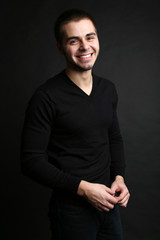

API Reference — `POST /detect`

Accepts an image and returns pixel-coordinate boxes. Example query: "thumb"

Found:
[110,183,118,193]
[105,186,115,195]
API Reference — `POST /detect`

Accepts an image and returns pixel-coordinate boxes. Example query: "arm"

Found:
[21,89,81,194]
[109,85,130,206]
[108,84,126,181]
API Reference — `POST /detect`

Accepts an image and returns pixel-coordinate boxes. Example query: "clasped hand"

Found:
[77,177,130,212]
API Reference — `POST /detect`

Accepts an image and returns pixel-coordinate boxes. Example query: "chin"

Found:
[77,66,93,72]
[67,60,94,72]
[75,63,94,72]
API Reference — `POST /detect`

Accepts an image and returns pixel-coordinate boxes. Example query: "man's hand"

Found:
[111,175,130,208]
[77,180,118,212]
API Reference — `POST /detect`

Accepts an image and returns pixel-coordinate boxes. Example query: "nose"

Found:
[79,39,89,51]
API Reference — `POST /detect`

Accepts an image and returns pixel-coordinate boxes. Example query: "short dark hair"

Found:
[54,9,97,44]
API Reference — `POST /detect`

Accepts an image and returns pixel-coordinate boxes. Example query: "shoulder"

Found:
[30,70,66,103]
[93,73,117,95]
[39,70,66,94]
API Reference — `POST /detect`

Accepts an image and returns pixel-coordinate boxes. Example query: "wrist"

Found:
[114,175,124,183]
[77,180,88,196]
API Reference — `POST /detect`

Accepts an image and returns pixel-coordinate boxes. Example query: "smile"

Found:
[77,53,93,59]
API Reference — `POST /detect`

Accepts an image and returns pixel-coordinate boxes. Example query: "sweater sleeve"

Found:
[108,84,126,180]
[20,89,81,194]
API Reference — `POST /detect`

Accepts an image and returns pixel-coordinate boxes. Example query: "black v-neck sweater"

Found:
[21,70,125,195]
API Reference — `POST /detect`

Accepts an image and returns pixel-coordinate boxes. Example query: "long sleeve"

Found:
[20,89,81,194]
[108,85,126,180]
[21,71,126,191]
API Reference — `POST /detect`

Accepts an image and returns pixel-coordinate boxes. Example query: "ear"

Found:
[56,42,63,54]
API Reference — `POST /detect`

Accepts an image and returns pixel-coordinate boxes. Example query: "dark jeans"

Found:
[48,194,123,240]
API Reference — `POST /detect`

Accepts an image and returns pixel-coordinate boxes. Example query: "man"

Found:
[21,9,130,240]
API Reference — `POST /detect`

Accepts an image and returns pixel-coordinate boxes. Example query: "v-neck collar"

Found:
[64,70,95,97]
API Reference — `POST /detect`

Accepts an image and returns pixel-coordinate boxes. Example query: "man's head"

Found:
[54,9,97,45]
[54,9,99,72]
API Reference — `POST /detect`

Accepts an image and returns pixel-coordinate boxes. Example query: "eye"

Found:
[69,39,78,45]
[87,36,95,41]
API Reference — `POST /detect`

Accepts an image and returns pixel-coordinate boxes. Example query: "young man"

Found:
[21,9,130,240]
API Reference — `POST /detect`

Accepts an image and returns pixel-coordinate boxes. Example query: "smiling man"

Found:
[60,19,99,71]
[21,9,130,240]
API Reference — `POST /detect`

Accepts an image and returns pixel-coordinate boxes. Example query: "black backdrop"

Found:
[1,0,160,239]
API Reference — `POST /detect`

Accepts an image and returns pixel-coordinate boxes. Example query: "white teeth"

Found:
[80,54,91,58]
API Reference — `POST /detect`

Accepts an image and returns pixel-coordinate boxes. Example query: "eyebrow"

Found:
[66,32,97,42]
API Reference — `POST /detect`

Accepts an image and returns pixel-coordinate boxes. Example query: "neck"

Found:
[65,68,92,87]
[65,68,93,96]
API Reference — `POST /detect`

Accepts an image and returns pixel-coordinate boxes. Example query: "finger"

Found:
[119,200,128,207]
[110,197,118,205]
[118,193,129,204]
[102,207,110,212]
[100,204,110,212]
[105,187,115,195]
[118,194,128,205]
[118,194,130,207]
[106,194,119,204]
[110,185,118,193]
[100,199,115,210]
[94,204,110,212]
[119,192,130,202]
[96,206,103,212]
[116,190,129,202]
[90,202,103,212]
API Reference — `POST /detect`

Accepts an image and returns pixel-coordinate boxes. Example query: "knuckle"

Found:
[110,204,114,209]
[111,204,114,209]
[105,208,110,212]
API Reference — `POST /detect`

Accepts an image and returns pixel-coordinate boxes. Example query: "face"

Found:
[58,19,100,72]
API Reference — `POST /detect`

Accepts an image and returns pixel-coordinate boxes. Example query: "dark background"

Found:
[1,0,160,239]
